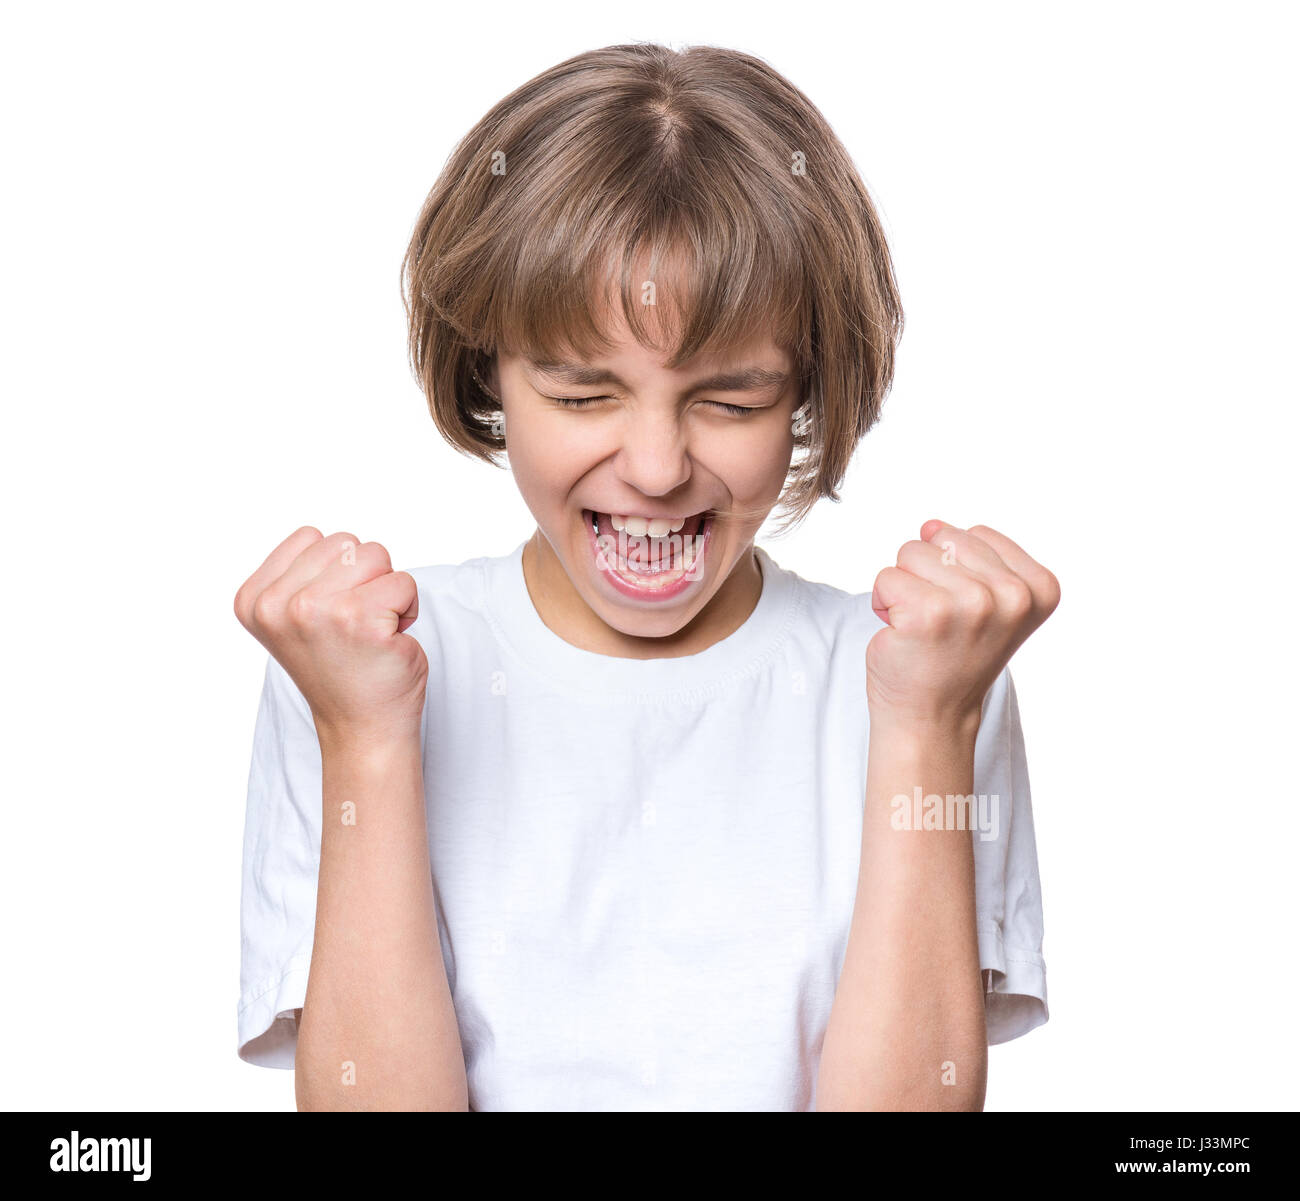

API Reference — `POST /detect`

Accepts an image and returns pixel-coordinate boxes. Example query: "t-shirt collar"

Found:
[481,539,801,703]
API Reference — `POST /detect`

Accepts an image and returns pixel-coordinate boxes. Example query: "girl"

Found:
[234,42,1059,1111]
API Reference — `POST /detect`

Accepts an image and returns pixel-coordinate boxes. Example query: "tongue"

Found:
[595,511,705,567]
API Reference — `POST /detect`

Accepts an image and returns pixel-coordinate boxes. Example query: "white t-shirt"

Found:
[238,541,1048,1110]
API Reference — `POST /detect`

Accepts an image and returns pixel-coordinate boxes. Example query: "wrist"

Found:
[867,707,982,754]
[314,718,422,765]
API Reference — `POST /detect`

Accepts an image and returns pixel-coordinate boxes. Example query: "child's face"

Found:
[493,313,798,640]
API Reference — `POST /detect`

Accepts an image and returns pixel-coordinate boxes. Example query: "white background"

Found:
[2,0,1295,1111]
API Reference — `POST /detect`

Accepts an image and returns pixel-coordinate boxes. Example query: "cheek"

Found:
[702,422,794,500]
[501,416,597,514]
[500,441,559,517]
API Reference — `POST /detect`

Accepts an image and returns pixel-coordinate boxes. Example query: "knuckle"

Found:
[329,595,364,635]
[1038,567,1062,610]
[360,541,392,572]
[919,596,951,631]
[996,577,1034,618]
[286,589,317,627]
[896,539,925,566]
[328,532,361,559]
[250,589,279,629]
[961,584,996,622]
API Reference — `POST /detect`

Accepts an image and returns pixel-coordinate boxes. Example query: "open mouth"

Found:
[584,509,713,596]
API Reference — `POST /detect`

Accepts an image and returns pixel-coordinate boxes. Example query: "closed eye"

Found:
[546,395,611,409]
[546,395,759,417]
[702,400,759,416]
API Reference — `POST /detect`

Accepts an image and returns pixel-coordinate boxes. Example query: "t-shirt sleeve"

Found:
[237,654,323,1068]
[972,666,1049,1045]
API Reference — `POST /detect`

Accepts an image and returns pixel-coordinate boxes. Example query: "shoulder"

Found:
[399,544,525,648]
[404,546,510,607]
[760,548,885,647]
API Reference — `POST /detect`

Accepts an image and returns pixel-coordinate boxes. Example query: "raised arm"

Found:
[817,520,1059,1111]
[235,526,467,1111]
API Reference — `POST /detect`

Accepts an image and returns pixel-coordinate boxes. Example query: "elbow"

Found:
[295,1073,469,1112]
[815,1032,988,1112]
[815,1075,986,1112]
[294,1043,469,1111]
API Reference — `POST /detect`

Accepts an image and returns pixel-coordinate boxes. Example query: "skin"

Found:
[818,522,1060,1109]
[234,304,1060,1111]
[235,532,465,1110]
[485,323,799,658]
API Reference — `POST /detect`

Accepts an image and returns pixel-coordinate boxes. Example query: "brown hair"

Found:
[401,42,902,533]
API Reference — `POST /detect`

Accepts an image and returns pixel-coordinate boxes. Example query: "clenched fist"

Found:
[234,526,428,745]
[867,520,1060,733]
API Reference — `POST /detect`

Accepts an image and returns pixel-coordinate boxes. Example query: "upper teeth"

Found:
[610,514,687,537]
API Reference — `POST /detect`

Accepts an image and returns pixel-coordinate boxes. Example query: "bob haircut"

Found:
[402,42,903,533]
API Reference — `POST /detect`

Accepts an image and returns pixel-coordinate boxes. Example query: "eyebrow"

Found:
[528,360,790,394]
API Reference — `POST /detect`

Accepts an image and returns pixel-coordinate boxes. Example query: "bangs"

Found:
[483,190,810,373]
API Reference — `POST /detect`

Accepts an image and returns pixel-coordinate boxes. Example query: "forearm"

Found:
[817,716,987,1110]
[295,733,468,1111]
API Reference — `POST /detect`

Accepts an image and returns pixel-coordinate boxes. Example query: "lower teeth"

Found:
[590,512,704,583]
[623,549,683,576]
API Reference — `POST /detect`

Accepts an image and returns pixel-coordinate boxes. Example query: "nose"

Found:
[610,407,693,499]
